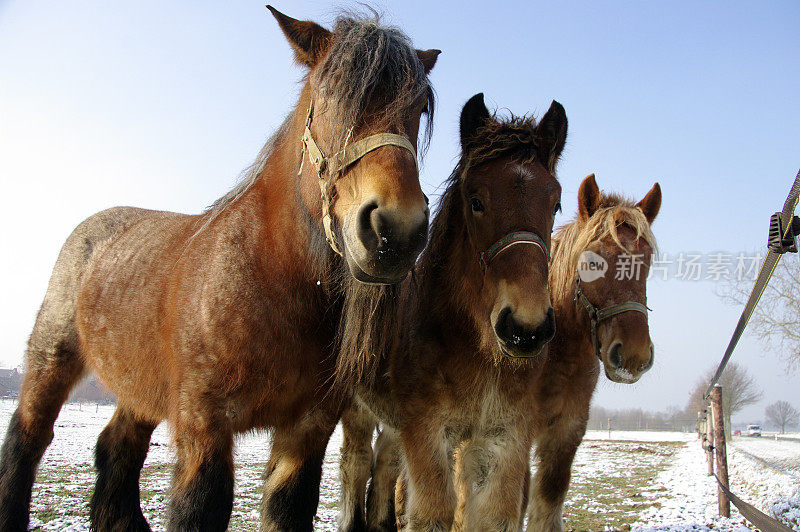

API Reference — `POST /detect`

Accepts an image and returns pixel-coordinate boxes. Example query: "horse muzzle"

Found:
[344,198,429,284]
[494,306,556,358]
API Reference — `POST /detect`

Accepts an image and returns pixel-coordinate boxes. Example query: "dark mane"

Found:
[465,115,539,170]
[314,13,435,155]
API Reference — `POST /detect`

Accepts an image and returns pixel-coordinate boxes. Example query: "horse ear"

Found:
[460,93,492,152]
[636,183,661,223]
[267,5,332,68]
[417,49,441,74]
[535,100,568,173]
[578,174,600,221]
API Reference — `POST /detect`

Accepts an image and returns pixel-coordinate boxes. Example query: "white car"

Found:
[746,424,762,437]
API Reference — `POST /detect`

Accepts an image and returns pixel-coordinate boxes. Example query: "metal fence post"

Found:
[711,385,730,517]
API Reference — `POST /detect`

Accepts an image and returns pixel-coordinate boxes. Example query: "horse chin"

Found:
[343,247,408,285]
[496,338,544,360]
[603,365,640,384]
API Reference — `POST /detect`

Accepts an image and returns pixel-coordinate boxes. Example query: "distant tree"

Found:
[717,258,800,374]
[686,362,763,438]
[765,400,800,433]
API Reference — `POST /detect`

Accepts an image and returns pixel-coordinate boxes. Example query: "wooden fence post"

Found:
[703,408,714,476]
[711,385,730,517]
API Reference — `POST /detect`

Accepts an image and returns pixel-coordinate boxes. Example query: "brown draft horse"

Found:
[0,8,439,531]
[342,174,661,531]
[337,93,568,531]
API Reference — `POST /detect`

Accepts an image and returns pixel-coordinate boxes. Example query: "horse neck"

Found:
[230,86,335,279]
[417,190,485,339]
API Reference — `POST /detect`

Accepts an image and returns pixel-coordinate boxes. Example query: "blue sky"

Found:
[1,1,798,422]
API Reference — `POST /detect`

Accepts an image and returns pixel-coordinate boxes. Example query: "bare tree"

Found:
[717,258,800,373]
[765,400,800,433]
[686,362,763,438]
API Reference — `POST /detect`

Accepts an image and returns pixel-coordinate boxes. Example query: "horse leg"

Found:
[167,413,234,532]
[525,422,583,532]
[0,339,84,530]
[90,405,157,531]
[393,467,408,531]
[451,443,471,532]
[339,402,375,532]
[260,409,338,532]
[463,433,530,531]
[366,427,401,531]
[399,423,454,531]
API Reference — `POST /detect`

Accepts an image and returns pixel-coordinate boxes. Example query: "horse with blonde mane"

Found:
[0,7,439,531]
[524,173,660,530]
[340,174,661,531]
[337,92,568,531]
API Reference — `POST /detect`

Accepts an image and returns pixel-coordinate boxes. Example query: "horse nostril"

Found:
[496,307,552,355]
[495,307,513,339]
[608,342,623,369]
[356,200,380,251]
[408,210,429,255]
[534,307,556,344]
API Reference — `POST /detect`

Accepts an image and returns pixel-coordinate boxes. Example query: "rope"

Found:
[703,169,800,399]
[713,474,795,532]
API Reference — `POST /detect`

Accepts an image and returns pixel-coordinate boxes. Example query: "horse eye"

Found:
[553,202,562,216]
[470,197,485,213]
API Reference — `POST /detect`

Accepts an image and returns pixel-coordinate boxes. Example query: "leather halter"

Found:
[477,231,549,275]
[573,276,649,360]
[299,101,418,256]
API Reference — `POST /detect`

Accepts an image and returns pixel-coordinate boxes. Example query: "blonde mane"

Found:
[550,193,658,303]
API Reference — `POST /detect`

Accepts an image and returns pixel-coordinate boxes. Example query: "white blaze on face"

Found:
[577,250,608,283]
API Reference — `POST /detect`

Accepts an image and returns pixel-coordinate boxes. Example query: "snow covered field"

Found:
[1,399,797,531]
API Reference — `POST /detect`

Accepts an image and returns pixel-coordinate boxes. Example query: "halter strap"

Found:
[299,101,418,256]
[477,231,548,275]
[574,276,650,359]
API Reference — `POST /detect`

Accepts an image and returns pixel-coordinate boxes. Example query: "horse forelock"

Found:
[313,13,435,156]
[463,114,541,173]
[550,193,658,304]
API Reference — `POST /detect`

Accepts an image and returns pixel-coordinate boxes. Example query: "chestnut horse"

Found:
[524,174,660,531]
[0,8,439,531]
[337,93,567,531]
[343,174,661,531]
